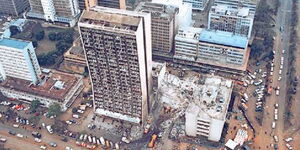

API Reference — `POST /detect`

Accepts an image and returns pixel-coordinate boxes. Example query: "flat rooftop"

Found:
[135,2,177,20]
[210,4,254,17]
[80,8,141,28]
[0,38,30,49]
[0,70,82,102]
[199,30,248,49]
[160,69,233,120]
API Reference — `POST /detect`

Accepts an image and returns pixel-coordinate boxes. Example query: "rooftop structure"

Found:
[0,0,30,16]
[27,0,81,27]
[183,0,209,11]
[78,7,152,124]
[152,0,193,28]
[158,69,233,141]
[0,18,28,39]
[199,30,248,48]
[208,4,255,38]
[0,69,84,111]
[136,2,178,56]
[174,27,250,73]
[214,0,257,14]
[0,38,41,84]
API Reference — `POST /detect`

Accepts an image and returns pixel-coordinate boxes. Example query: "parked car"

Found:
[49,142,57,147]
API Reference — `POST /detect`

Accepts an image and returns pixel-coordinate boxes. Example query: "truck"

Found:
[148,134,157,148]
[46,125,53,134]
[243,93,249,101]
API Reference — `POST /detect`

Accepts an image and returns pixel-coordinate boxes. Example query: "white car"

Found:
[280,65,283,69]
[35,138,42,143]
[285,137,293,142]
[274,135,279,142]
[272,122,276,129]
[278,76,282,81]
[16,134,24,138]
[0,137,7,142]
[40,145,47,150]
[276,90,280,96]
[282,49,285,54]
[279,70,282,75]
[65,146,73,150]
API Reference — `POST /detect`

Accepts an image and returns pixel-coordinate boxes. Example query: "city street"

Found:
[252,0,294,149]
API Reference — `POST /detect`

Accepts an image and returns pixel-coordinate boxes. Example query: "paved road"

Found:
[251,0,293,149]
[0,123,84,150]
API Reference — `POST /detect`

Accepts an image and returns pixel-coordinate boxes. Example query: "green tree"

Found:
[30,100,41,113]
[35,30,45,41]
[48,32,57,41]
[9,26,20,36]
[28,116,40,125]
[48,103,62,117]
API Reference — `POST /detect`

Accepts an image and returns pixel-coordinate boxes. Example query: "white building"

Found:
[185,76,233,142]
[174,27,249,72]
[27,0,80,27]
[79,7,152,124]
[0,38,41,84]
[208,4,254,38]
[183,0,209,11]
[214,0,257,14]
[152,0,193,28]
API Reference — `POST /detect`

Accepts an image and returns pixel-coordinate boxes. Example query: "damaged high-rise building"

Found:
[78,6,152,124]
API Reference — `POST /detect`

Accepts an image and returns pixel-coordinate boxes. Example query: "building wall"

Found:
[78,0,97,10]
[27,0,80,26]
[183,0,209,11]
[97,0,126,9]
[0,40,41,84]
[79,8,152,124]
[208,12,254,38]
[0,0,30,16]
[0,76,84,111]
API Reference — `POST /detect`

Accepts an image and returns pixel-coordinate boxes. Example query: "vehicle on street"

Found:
[276,90,280,96]
[13,124,19,128]
[65,146,73,150]
[8,130,16,135]
[272,122,276,129]
[273,135,279,142]
[32,131,42,138]
[0,137,7,143]
[16,134,24,138]
[282,49,285,54]
[61,137,68,142]
[40,145,47,150]
[49,142,57,147]
[285,137,293,142]
[279,70,282,75]
[35,138,42,143]
[148,134,157,148]
[278,76,282,81]
[286,143,293,150]
[46,125,53,134]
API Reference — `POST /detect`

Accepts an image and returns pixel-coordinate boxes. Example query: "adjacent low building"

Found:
[174,27,249,73]
[63,38,86,74]
[185,76,233,142]
[208,4,254,38]
[0,69,84,111]
[0,38,41,84]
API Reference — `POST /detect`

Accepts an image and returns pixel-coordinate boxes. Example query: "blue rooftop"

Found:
[199,30,248,49]
[0,38,30,49]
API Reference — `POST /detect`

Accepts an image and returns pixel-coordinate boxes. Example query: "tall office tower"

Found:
[27,0,80,27]
[183,0,209,11]
[136,2,178,56]
[0,0,30,16]
[0,38,41,84]
[78,7,152,124]
[97,0,126,9]
[208,4,254,38]
[78,0,97,11]
[214,0,257,14]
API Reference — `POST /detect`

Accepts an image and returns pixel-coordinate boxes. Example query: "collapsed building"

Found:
[159,68,233,142]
